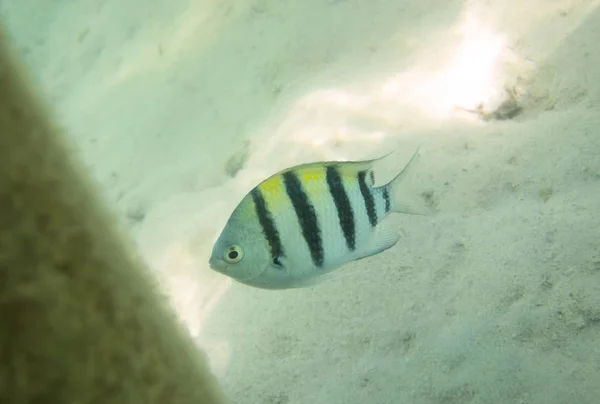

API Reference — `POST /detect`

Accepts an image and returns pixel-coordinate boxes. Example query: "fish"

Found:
[208,150,430,289]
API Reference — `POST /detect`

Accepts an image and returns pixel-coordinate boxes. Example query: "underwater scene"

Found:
[2,0,599,402]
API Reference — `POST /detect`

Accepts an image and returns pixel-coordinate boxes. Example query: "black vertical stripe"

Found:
[251,187,284,261]
[358,171,378,227]
[326,166,355,251]
[382,187,391,213]
[282,171,324,267]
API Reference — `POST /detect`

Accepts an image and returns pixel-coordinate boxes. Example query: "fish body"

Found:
[209,151,428,289]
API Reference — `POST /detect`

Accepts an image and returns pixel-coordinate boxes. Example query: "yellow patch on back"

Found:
[295,165,329,202]
[256,163,364,215]
[258,174,289,213]
[297,166,324,185]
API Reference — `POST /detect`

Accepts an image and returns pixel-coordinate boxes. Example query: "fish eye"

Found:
[224,245,244,264]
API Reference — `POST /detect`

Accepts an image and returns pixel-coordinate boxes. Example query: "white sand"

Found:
[3,0,600,402]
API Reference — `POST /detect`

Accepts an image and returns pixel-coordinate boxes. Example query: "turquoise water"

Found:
[3,0,599,402]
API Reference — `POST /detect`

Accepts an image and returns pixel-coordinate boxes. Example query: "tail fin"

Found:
[385,148,436,216]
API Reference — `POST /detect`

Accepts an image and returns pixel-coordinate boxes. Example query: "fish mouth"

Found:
[208,257,228,272]
[208,257,269,284]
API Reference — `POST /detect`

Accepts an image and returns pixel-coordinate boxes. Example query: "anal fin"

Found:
[355,222,401,261]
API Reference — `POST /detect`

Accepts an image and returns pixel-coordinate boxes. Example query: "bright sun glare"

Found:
[247,15,510,180]
[415,20,506,117]
[382,17,506,119]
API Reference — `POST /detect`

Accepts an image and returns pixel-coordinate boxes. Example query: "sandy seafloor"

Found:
[2,0,600,402]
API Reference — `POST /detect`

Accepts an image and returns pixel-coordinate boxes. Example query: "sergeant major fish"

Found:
[209,150,429,289]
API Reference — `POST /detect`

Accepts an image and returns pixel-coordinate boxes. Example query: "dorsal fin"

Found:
[271,151,394,179]
[333,151,394,185]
